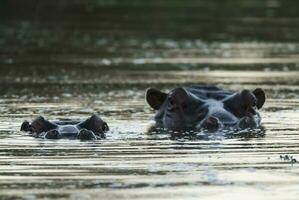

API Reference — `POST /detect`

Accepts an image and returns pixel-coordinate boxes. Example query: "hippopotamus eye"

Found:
[102,123,109,132]
[168,96,175,106]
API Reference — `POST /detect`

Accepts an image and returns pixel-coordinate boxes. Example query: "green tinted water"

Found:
[0,1,299,199]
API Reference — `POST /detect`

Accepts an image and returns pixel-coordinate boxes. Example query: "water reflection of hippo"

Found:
[21,114,109,140]
[146,86,266,132]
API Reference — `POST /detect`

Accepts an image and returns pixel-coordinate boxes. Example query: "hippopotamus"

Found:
[20,114,109,140]
[146,86,266,132]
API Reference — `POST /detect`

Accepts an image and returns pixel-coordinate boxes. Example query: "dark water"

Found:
[1,1,299,199]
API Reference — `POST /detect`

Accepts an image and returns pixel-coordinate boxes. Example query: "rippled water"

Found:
[1,1,299,200]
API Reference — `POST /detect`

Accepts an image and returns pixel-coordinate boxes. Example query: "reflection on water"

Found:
[0,66,298,199]
[1,0,299,199]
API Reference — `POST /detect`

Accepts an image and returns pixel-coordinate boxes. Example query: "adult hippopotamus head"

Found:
[21,114,109,140]
[146,86,265,132]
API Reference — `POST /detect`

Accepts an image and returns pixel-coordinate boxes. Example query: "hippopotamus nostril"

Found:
[201,116,221,132]
[45,130,60,139]
[237,116,257,129]
[77,129,96,140]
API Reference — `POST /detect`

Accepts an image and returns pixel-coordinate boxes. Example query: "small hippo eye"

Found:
[168,97,175,106]
[102,123,109,132]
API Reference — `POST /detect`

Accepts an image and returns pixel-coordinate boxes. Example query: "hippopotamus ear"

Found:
[146,88,167,110]
[253,88,266,109]
[20,121,30,132]
[78,114,108,134]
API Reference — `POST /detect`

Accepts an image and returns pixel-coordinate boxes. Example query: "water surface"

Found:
[0,1,299,199]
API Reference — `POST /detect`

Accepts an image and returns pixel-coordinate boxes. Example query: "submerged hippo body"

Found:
[21,114,109,140]
[146,86,266,132]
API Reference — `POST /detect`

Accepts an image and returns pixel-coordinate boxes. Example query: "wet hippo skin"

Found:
[146,86,266,132]
[21,114,109,140]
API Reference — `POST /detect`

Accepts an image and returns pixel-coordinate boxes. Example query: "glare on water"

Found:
[0,1,299,199]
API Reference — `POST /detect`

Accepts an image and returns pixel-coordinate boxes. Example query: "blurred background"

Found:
[2,0,299,41]
[0,0,299,94]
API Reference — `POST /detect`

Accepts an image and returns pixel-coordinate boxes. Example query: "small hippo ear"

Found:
[253,88,266,109]
[20,121,30,132]
[146,88,167,110]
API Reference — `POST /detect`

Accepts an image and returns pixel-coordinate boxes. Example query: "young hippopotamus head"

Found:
[146,86,266,132]
[20,114,109,140]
